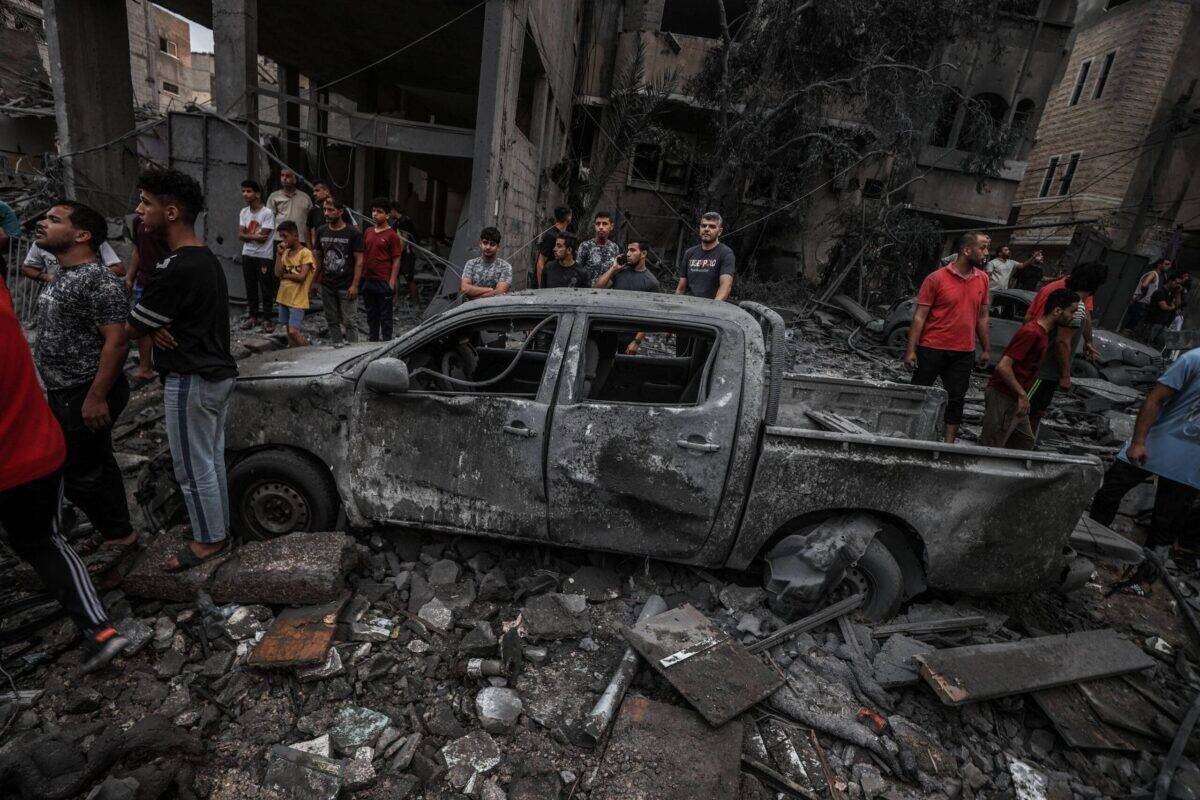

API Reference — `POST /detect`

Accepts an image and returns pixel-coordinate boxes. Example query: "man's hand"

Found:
[348,284,359,301]
[1127,442,1149,466]
[1084,342,1101,361]
[81,394,112,431]
[977,351,991,369]
[625,340,640,355]
[1058,375,1072,392]
[1016,395,1031,418]
[388,277,397,292]
[152,326,178,350]
[903,349,918,370]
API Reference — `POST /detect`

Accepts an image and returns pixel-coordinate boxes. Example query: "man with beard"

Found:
[314,196,364,345]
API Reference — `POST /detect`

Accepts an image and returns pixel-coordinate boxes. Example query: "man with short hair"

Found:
[904,231,992,443]
[980,288,1078,450]
[32,200,140,572]
[461,227,513,300]
[1123,257,1170,336]
[539,234,590,289]
[125,217,169,381]
[314,196,364,345]
[306,181,351,248]
[1,275,128,673]
[676,212,735,301]
[389,201,421,304]
[1024,260,1108,431]
[267,168,313,244]
[536,205,574,288]
[985,245,1042,292]
[1089,347,1200,549]
[237,179,277,332]
[597,240,660,354]
[126,168,238,572]
[361,198,403,341]
[1145,271,1187,350]
[577,212,621,287]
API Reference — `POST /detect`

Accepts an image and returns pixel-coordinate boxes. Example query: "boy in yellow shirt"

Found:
[274,220,316,347]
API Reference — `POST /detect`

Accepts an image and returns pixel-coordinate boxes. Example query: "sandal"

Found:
[162,539,234,573]
[86,539,141,577]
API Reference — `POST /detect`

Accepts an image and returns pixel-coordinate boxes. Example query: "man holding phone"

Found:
[596,240,660,354]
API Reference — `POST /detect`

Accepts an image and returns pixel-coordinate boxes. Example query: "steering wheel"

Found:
[437,342,478,391]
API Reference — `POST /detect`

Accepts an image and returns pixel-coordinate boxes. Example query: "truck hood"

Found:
[237,342,382,380]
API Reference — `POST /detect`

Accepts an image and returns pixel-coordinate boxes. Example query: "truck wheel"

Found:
[228,450,340,541]
[885,326,909,355]
[765,539,905,623]
[1071,358,1100,379]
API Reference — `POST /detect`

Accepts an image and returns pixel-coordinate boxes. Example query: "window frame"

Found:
[162,80,181,96]
[159,36,179,59]
[1038,155,1061,198]
[1057,152,1082,196]
[1068,59,1092,106]
[627,141,691,195]
[572,315,723,408]
[1093,51,1117,100]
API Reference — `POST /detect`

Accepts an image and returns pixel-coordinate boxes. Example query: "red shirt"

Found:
[362,226,403,282]
[987,320,1050,398]
[0,278,66,492]
[1025,276,1093,321]
[915,265,989,352]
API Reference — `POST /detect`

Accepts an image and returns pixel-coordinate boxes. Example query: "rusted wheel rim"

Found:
[245,480,311,538]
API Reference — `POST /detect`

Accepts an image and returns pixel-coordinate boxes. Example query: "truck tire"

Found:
[885,325,909,355]
[1071,358,1101,379]
[765,538,905,623]
[228,449,340,541]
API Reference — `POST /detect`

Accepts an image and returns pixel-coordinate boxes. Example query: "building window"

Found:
[1068,60,1091,106]
[159,36,179,58]
[629,143,689,193]
[1093,51,1116,99]
[1039,156,1060,198]
[162,81,180,96]
[1057,152,1081,195]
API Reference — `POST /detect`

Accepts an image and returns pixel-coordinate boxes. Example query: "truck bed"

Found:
[777,374,946,441]
[731,426,1104,594]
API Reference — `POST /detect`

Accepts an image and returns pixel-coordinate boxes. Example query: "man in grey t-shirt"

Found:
[676,211,735,300]
[596,240,660,354]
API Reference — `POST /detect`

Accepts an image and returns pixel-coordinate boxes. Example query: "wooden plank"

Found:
[805,410,872,435]
[870,615,988,640]
[915,629,1155,706]
[1033,684,1160,752]
[748,594,864,654]
[590,697,743,800]
[624,605,782,727]
[248,594,349,668]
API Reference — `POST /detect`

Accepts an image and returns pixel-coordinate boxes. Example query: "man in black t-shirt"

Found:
[676,211,735,301]
[126,169,238,573]
[536,205,574,288]
[1146,272,1187,349]
[315,196,365,345]
[540,234,590,289]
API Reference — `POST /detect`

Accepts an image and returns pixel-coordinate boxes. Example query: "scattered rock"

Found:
[263,745,342,800]
[521,594,591,641]
[290,734,333,757]
[342,746,378,791]
[428,559,461,586]
[460,621,499,656]
[329,706,391,754]
[418,598,454,632]
[441,730,502,775]
[563,566,621,602]
[63,687,102,714]
[476,687,523,734]
[296,647,344,682]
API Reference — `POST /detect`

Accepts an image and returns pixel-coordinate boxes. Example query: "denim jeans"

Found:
[163,373,235,543]
[321,284,359,343]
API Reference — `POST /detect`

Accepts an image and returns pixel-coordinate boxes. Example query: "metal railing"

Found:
[4,235,42,327]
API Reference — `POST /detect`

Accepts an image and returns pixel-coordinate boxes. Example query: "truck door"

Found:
[347,311,569,541]
[545,316,743,559]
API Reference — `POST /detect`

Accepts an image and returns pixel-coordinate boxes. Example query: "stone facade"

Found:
[127,1,212,113]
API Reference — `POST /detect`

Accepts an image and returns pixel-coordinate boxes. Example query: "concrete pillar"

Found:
[44,0,138,216]
[213,0,259,176]
[277,64,303,170]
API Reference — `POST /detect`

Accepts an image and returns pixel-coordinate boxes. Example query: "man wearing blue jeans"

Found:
[125,168,238,571]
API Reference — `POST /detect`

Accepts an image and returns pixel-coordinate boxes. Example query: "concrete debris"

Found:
[342,746,378,791]
[417,597,454,632]
[562,566,622,602]
[295,646,344,682]
[263,744,342,800]
[872,633,935,688]
[476,687,523,734]
[441,730,502,775]
[520,593,592,641]
[289,734,333,757]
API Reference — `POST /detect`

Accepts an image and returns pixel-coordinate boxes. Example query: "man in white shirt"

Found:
[22,241,125,284]
[984,245,1042,291]
[238,179,277,331]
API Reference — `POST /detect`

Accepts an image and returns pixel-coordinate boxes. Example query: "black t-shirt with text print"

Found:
[681,242,736,299]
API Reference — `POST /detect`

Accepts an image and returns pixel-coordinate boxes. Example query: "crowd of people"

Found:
[907,230,1197,548]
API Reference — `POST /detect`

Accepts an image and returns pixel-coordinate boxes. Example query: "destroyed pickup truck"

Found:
[224,291,1132,620]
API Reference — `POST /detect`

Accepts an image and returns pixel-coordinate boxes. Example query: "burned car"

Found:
[224,291,1135,620]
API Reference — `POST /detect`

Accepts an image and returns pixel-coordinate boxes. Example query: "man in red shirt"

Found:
[359,197,403,342]
[0,278,128,672]
[904,231,992,443]
[1023,260,1108,432]
[980,288,1078,449]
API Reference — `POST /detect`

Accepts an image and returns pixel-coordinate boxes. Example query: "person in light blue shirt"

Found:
[0,200,20,256]
[1089,347,1200,547]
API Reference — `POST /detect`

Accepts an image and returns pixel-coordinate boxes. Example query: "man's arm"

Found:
[126,246,140,292]
[595,263,622,288]
[281,260,312,283]
[1052,324,1073,390]
[1126,382,1177,465]
[348,252,364,300]
[975,302,991,367]
[715,273,734,302]
[674,277,687,295]
[904,304,932,369]
[535,253,547,288]
[460,277,493,298]
[82,323,129,430]
[994,355,1031,415]
[388,257,401,291]
[274,248,286,279]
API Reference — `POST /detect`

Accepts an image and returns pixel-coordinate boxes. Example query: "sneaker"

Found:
[263,321,276,334]
[80,626,129,674]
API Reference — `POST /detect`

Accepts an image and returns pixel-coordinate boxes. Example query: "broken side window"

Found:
[402,315,558,397]
[579,320,718,406]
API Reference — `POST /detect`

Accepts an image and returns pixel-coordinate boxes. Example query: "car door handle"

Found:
[503,421,537,438]
[677,437,720,453]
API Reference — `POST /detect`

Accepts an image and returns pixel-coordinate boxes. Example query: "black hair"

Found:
[138,168,205,224]
[594,211,613,222]
[1152,257,1171,270]
[627,239,648,255]
[555,233,577,255]
[312,180,329,190]
[277,220,299,235]
[955,231,985,253]
[1043,288,1078,315]
[480,226,502,244]
[241,179,262,194]
[553,205,572,223]
[370,197,390,214]
[389,200,403,213]
[1064,260,1109,294]
[324,195,346,210]
[1166,270,1189,283]
[50,199,107,252]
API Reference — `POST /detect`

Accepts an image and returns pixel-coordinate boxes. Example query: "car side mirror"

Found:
[363,358,410,394]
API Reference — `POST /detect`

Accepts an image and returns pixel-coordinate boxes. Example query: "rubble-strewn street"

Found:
[3,307,1198,800]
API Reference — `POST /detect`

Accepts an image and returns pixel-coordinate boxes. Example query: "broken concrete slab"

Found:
[249,595,348,669]
[123,531,361,604]
[418,598,453,632]
[329,706,391,754]
[476,687,522,734]
[915,629,1156,706]
[520,593,591,641]
[296,647,344,682]
[624,604,781,727]
[872,634,935,689]
[263,744,342,800]
[441,730,501,775]
[590,696,743,800]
